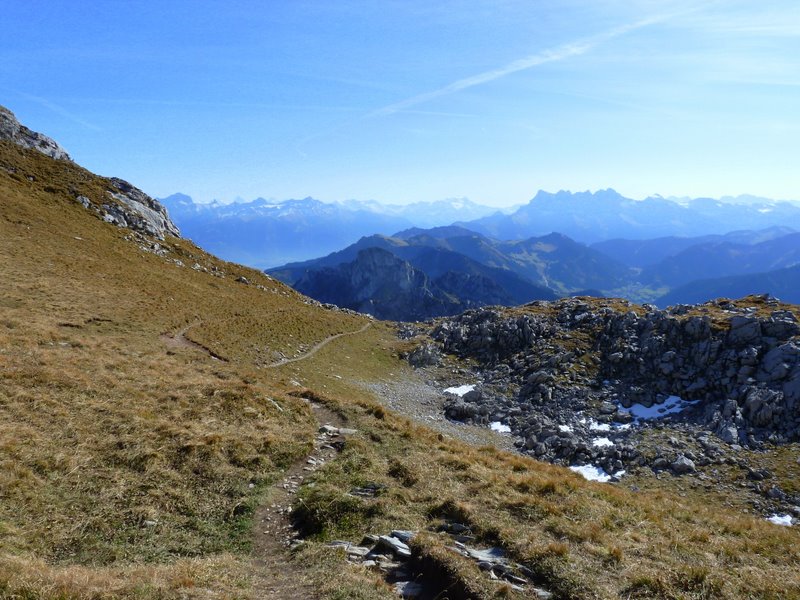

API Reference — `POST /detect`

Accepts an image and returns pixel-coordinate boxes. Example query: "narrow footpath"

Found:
[250,400,350,599]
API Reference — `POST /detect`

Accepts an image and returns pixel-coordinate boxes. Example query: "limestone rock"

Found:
[671,455,696,475]
[407,342,441,367]
[0,105,71,161]
[106,178,180,240]
[0,105,180,241]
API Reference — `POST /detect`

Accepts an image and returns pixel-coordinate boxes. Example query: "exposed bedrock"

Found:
[417,297,799,479]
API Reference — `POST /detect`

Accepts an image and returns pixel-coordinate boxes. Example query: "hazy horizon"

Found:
[3,1,798,205]
[166,189,800,208]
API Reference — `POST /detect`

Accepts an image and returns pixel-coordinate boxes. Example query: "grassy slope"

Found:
[288,339,800,600]
[1,140,799,599]
[0,141,366,596]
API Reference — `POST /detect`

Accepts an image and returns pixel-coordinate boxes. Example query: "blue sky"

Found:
[1,0,798,205]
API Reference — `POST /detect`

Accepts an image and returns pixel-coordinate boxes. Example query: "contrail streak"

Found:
[367,15,667,118]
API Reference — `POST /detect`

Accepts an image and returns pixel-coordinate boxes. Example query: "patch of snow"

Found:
[580,417,632,432]
[489,421,511,434]
[592,437,614,448]
[614,470,626,478]
[581,417,611,432]
[444,384,475,397]
[618,395,699,422]
[558,424,573,433]
[570,464,612,482]
[767,514,794,526]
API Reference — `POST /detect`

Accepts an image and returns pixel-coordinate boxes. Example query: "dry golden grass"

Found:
[2,140,800,599]
[0,142,370,596]
[0,553,248,599]
[288,386,800,599]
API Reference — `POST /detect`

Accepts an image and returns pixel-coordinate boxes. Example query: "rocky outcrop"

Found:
[594,301,800,445]
[103,178,180,240]
[430,297,800,445]
[1,104,179,240]
[0,105,72,161]
[408,296,800,495]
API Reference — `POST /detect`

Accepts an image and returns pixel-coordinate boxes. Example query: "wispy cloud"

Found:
[15,91,102,131]
[60,96,363,113]
[292,11,679,158]
[367,15,668,118]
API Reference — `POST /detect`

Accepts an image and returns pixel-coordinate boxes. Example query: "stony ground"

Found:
[401,297,800,525]
[363,377,516,453]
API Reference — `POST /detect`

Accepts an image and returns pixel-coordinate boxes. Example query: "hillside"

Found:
[1,107,799,599]
[658,264,800,307]
[269,230,625,319]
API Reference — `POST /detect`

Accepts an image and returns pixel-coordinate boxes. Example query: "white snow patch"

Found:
[444,384,475,397]
[580,417,631,431]
[570,464,626,483]
[618,395,699,422]
[570,465,612,482]
[592,437,614,448]
[767,514,794,526]
[558,424,573,433]
[580,417,611,432]
[489,421,511,434]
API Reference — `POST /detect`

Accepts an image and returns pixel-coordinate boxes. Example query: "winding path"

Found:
[160,321,228,361]
[265,321,372,368]
[163,321,372,367]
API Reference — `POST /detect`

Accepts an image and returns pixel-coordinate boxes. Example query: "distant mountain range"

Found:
[162,189,800,317]
[288,246,556,321]
[338,197,504,227]
[659,264,800,307]
[159,194,501,268]
[641,232,800,289]
[591,227,796,268]
[268,225,800,319]
[268,230,634,320]
[461,189,800,243]
[162,188,800,271]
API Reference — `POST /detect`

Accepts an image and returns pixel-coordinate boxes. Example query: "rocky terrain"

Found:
[0,105,72,161]
[404,295,800,521]
[0,104,179,241]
